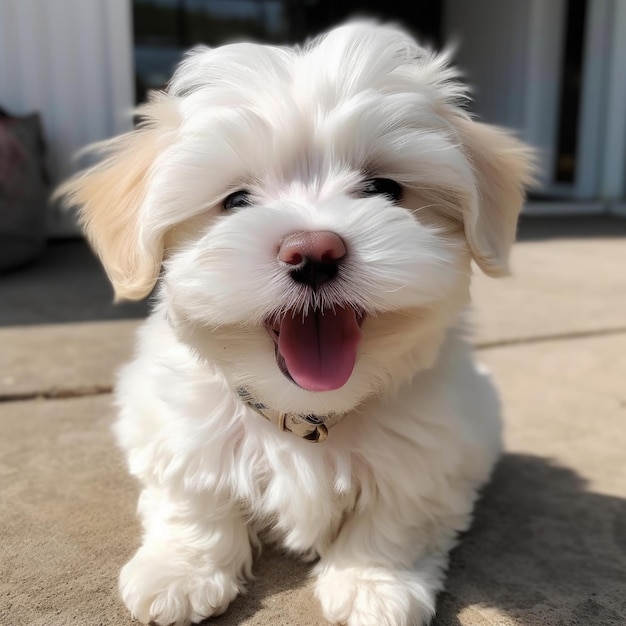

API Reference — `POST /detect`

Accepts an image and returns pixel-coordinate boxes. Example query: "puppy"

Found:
[60,22,534,626]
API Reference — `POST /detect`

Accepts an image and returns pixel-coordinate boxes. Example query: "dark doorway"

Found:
[132,0,442,102]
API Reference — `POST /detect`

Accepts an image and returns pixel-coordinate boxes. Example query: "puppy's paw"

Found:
[315,565,435,626]
[119,547,243,625]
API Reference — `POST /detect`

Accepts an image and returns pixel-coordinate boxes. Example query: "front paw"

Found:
[119,547,243,625]
[315,565,435,626]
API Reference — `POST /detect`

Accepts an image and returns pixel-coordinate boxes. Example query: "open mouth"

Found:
[265,307,364,392]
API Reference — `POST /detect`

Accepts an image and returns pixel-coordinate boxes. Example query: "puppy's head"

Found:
[60,22,534,414]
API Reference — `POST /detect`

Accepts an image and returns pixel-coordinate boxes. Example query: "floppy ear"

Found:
[450,114,536,276]
[57,93,180,300]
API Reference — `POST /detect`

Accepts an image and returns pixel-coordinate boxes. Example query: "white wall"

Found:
[0,0,134,233]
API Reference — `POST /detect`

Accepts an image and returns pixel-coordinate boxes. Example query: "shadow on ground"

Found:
[516,214,626,241]
[433,454,626,626]
[0,239,149,326]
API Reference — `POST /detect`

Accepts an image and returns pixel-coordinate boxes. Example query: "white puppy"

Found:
[61,22,534,626]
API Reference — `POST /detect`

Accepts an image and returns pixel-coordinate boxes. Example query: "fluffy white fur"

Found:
[60,22,534,626]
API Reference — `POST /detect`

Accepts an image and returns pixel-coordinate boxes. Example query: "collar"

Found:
[236,386,345,443]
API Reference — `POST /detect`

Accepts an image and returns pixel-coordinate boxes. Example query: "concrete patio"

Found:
[1,216,625,626]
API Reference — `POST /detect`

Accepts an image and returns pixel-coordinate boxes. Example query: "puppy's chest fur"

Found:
[241,450,360,558]
[117,314,495,559]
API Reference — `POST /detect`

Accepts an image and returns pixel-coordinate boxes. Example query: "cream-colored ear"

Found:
[57,93,180,300]
[452,115,536,276]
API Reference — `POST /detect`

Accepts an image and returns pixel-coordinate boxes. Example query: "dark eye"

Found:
[361,178,403,203]
[223,190,252,211]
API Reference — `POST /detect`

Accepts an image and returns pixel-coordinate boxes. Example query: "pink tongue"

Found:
[278,308,362,392]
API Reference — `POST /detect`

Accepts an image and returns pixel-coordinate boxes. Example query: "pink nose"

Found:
[278,231,346,266]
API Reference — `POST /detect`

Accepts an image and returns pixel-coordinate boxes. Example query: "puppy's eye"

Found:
[223,190,252,211]
[361,178,403,203]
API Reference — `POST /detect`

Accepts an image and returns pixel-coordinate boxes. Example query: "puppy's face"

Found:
[61,23,534,415]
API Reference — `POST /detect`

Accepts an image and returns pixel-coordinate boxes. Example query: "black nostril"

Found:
[290,258,339,289]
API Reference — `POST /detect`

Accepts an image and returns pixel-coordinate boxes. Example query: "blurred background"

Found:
[1,0,626,236]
